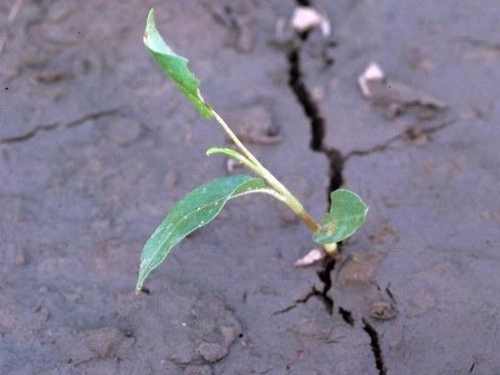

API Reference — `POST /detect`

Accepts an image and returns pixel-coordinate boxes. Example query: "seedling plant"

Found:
[136,9,368,291]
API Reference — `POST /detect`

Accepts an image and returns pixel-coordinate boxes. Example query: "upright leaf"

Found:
[313,189,368,245]
[136,174,266,291]
[144,9,213,119]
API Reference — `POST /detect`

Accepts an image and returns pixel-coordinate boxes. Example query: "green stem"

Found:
[211,110,260,166]
[211,109,321,233]
[234,187,288,202]
[323,242,338,254]
[206,147,263,177]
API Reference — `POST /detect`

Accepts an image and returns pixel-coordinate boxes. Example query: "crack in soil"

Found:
[338,306,354,326]
[468,361,477,373]
[0,108,121,144]
[272,288,320,316]
[362,318,388,375]
[0,122,60,144]
[272,257,336,316]
[315,257,336,314]
[284,0,349,322]
[455,35,500,52]
[286,2,390,373]
[345,117,457,160]
[287,46,325,152]
[296,0,313,6]
[286,36,344,203]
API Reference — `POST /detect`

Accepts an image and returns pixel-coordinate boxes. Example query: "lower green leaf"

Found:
[312,189,368,245]
[136,174,266,291]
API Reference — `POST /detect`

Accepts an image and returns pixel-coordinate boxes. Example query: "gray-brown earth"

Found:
[1,1,499,374]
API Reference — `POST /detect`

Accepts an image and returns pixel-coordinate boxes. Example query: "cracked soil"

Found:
[1,1,500,374]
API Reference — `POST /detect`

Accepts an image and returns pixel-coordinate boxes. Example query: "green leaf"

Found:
[206,147,259,172]
[313,189,368,245]
[136,174,266,291]
[206,147,248,161]
[144,9,213,119]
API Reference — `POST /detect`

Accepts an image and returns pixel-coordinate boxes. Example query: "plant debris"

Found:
[291,6,331,36]
[294,247,326,267]
[358,62,447,119]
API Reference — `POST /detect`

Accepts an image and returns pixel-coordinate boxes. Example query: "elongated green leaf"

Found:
[144,9,213,119]
[313,189,368,245]
[206,147,249,161]
[206,146,259,172]
[136,174,266,291]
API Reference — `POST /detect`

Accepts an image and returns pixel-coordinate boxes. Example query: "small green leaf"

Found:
[144,9,213,119]
[136,174,266,291]
[206,147,259,172]
[206,147,247,161]
[313,189,368,245]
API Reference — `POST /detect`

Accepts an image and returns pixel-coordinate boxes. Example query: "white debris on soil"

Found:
[225,157,243,174]
[291,6,331,36]
[358,62,385,98]
[294,248,325,267]
[358,62,447,119]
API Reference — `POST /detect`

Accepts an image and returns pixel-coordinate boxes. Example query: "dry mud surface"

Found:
[1,1,500,374]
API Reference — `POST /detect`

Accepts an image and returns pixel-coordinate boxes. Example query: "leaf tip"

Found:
[146,8,155,23]
[144,8,155,42]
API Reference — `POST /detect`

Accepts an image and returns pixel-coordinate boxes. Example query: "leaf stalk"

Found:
[211,110,322,234]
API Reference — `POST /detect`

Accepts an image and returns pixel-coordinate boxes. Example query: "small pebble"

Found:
[85,326,133,358]
[369,301,397,320]
[197,342,228,363]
